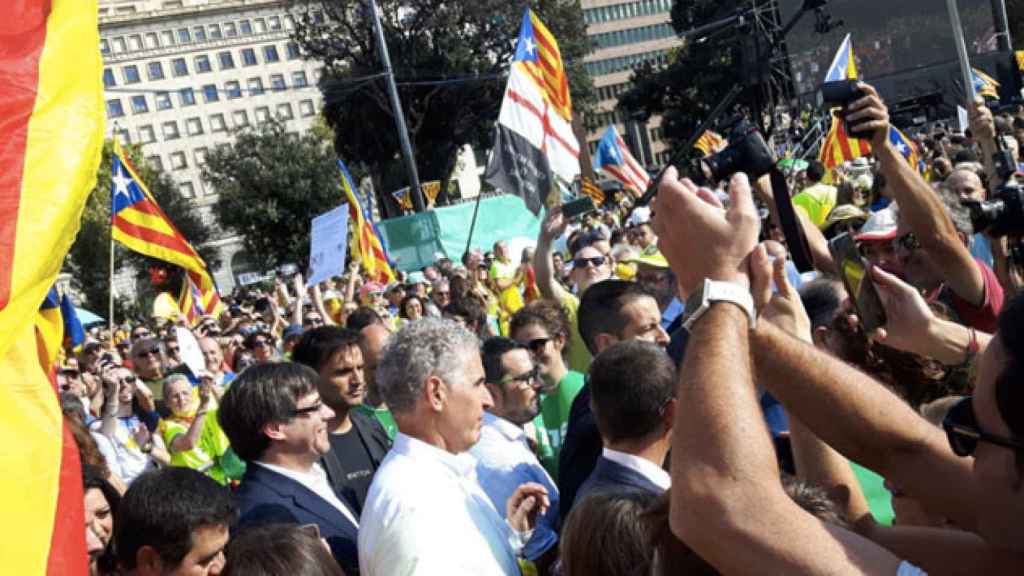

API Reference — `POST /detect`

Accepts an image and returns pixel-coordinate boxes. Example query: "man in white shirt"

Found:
[359,318,549,575]
[218,362,360,575]
[470,337,560,570]
[571,341,675,509]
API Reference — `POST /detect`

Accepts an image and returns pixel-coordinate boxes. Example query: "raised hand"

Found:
[506,482,550,533]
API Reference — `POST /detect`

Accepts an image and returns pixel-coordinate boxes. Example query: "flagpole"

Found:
[464,192,485,257]
[947,0,977,102]
[108,231,115,340]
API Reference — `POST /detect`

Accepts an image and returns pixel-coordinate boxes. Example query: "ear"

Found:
[262,420,288,442]
[424,375,446,412]
[136,545,164,576]
[553,333,567,352]
[661,398,677,433]
[812,325,829,347]
[593,333,618,355]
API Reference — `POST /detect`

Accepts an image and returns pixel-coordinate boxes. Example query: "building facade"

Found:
[581,0,680,168]
[99,0,326,294]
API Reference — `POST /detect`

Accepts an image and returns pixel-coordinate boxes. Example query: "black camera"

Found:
[697,120,775,184]
[965,184,1024,237]
[818,80,873,139]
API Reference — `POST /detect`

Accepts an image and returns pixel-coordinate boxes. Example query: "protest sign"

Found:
[308,206,350,288]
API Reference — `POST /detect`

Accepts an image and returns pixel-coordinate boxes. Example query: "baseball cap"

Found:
[359,282,386,300]
[626,206,652,228]
[854,205,900,242]
[283,324,304,340]
[825,204,868,229]
[406,271,426,286]
[627,250,669,269]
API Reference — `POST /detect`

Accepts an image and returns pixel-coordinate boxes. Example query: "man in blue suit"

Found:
[571,340,676,510]
[218,363,361,575]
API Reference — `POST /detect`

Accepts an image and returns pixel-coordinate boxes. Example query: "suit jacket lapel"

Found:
[252,465,357,532]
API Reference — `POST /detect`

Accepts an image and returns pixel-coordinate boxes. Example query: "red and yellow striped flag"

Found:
[339,159,396,284]
[0,0,104,573]
[514,9,573,122]
[694,130,727,157]
[819,110,872,171]
[581,177,606,206]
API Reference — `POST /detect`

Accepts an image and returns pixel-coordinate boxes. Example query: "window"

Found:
[103,68,116,87]
[247,77,264,96]
[270,74,286,91]
[112,37,126,53]
[178,28,191,44]
[269,16,282,30]
[255,18,268,34]
[161,30,175,46]
[148,155,163,171]
[162,121,180,139]
[225,80,241,99]
[224,22,237,37]
[123,65,141,84]
[276,102,293,120]
[106,99,125,118]
[209,24,222,40]
[172,58,188,77]
[147,61,165,80]
[138,125,155,143]
[210,113,227,132]
[202,84,219,103]
[286,41,301,59]
[241,48,258,66]
[284,14,295,29]
[291,70,308,88]
[100,39,110,54]
[186,117,204,135]
[255,106,271,123]
[311,10,324,23]
[194,55,212,73]
[170,151,188,170]
[239,20,253,35]
[179,88,196,106]
[299,99,316,117]
[194,147,208,166]
[128,35,143,51]
[115,129,131,145]
[232,110,249,127]
[218,51,235,70]
[180,181,195,199]
[130,95,149,114]
[193,26,207,42]
[263,45,280,63]
[155,91,173,110]
[145,32,159,48]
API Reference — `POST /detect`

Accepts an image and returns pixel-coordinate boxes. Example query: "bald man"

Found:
[199,336,235,387]
[357,323,396,438]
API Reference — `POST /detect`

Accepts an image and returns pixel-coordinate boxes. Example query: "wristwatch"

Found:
[681,278,756,330]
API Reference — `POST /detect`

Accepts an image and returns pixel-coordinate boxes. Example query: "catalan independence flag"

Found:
[889,126,922,173]
[514,8,573,123]
[110,142,223,321]
[694,130,727,157]
[824,33,858,82]
[819,109,872,170]
[339,159,396,284]
[0,0,104,573]
[972,67,1000,99]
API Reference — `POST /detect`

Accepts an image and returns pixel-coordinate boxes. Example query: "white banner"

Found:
[308,206,350,288]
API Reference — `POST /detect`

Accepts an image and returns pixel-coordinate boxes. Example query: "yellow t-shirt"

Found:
[791,182,838,229]
[152,291,179,322]
[489,259,524,316]
[560,293,592,374]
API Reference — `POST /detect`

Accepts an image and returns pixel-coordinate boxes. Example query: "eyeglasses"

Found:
[118,376,137,386]
[304,317,324,326]
[501,366,542,388]
[525,337,550,354]
[251,339,271,348]
[943,396,1024,457]
[134,348,160,358]
[573,256,606,269]
[291,401,325,417]
[166,345,180,354]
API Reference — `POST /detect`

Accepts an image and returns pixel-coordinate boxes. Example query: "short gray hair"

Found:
[376,318,480,414]
[163,373,191,392]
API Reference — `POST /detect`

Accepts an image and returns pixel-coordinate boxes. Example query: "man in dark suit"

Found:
[292,326,391,515]
[218,363,361,575]
[559,281,670,518]
[571,340,676,509]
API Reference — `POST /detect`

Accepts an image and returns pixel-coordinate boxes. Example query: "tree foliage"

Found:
[65,140,216,317]
[205,119,347,272]
[290,0,595,214]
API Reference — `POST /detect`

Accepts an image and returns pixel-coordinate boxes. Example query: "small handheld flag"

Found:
[593,125,651,193]
[825,34,858,82]
[972,67,1000,99]
[694,130,727,157]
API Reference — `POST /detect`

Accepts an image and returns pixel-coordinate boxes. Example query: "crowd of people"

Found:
[64,78,1024,575]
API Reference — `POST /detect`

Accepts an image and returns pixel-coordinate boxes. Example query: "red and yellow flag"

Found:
[0,0,104,573]
[819,110,872,171]
[339,159,395,284]
[694,130,727,157]
[513,9,573,122]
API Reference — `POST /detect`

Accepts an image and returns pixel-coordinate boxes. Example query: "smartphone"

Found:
[562,196,596,220]
[828,232,887,333]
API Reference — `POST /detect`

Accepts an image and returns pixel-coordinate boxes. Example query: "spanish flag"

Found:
[0,0,103,573]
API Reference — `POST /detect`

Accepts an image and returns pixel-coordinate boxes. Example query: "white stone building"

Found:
[99,0,326,293]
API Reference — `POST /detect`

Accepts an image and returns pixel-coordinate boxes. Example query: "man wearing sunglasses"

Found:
[470,337,560,571]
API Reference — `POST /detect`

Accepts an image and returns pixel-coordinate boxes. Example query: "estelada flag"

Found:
[824,33,858,82]
[819,110,872,170]
[0,0,104,573]
[694,130,727,157]
[972,67,1000,99]
[485,9,580,215]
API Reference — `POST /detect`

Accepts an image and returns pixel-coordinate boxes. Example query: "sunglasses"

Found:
[135,348,160,358]
[118,375,137,386]
[291,401,325,417]
[524,337,550,354]
[501,366,542,388]
[573,256,606,269]
[251,339,271,348]
[166,346,180,354]
[943,396,1024,457]
[303,317,324,326]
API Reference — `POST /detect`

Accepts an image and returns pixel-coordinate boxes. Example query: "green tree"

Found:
[65,140,217,317]
[204,119,347,272]
[290,0,595,214]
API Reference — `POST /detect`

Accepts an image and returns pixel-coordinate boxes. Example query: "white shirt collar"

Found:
[601,447,671,490]
[393,432,477,478]
[482,412,525,442]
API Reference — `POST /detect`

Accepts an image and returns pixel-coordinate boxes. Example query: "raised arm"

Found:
[533,206,571,302]
[290,273,305,327]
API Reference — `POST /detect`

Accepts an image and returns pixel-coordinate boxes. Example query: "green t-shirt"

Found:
[560,293,592,374]
[851,462,894,526]
[533,370,585,480]
[157,408,236,485]
[353,404,398,440]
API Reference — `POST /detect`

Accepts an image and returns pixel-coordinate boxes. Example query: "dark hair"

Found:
[781,476,851,529]
[798,278,844,330]
[217,362,319,461]
[443,298,486,333]
[399,295,423,319]
[243,330,273,350]
[346,306,383,331]
[509,299,572,353]
[223,524,345,576]
[83,464,121,575]
[292,326,362,373]
[561,491,657,576]
[994,293,1024,480]
[805,160,825,183]
[115,468,236,570]
[481,337,523,384]
[578,280,653,355]
[589,341,675,443]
